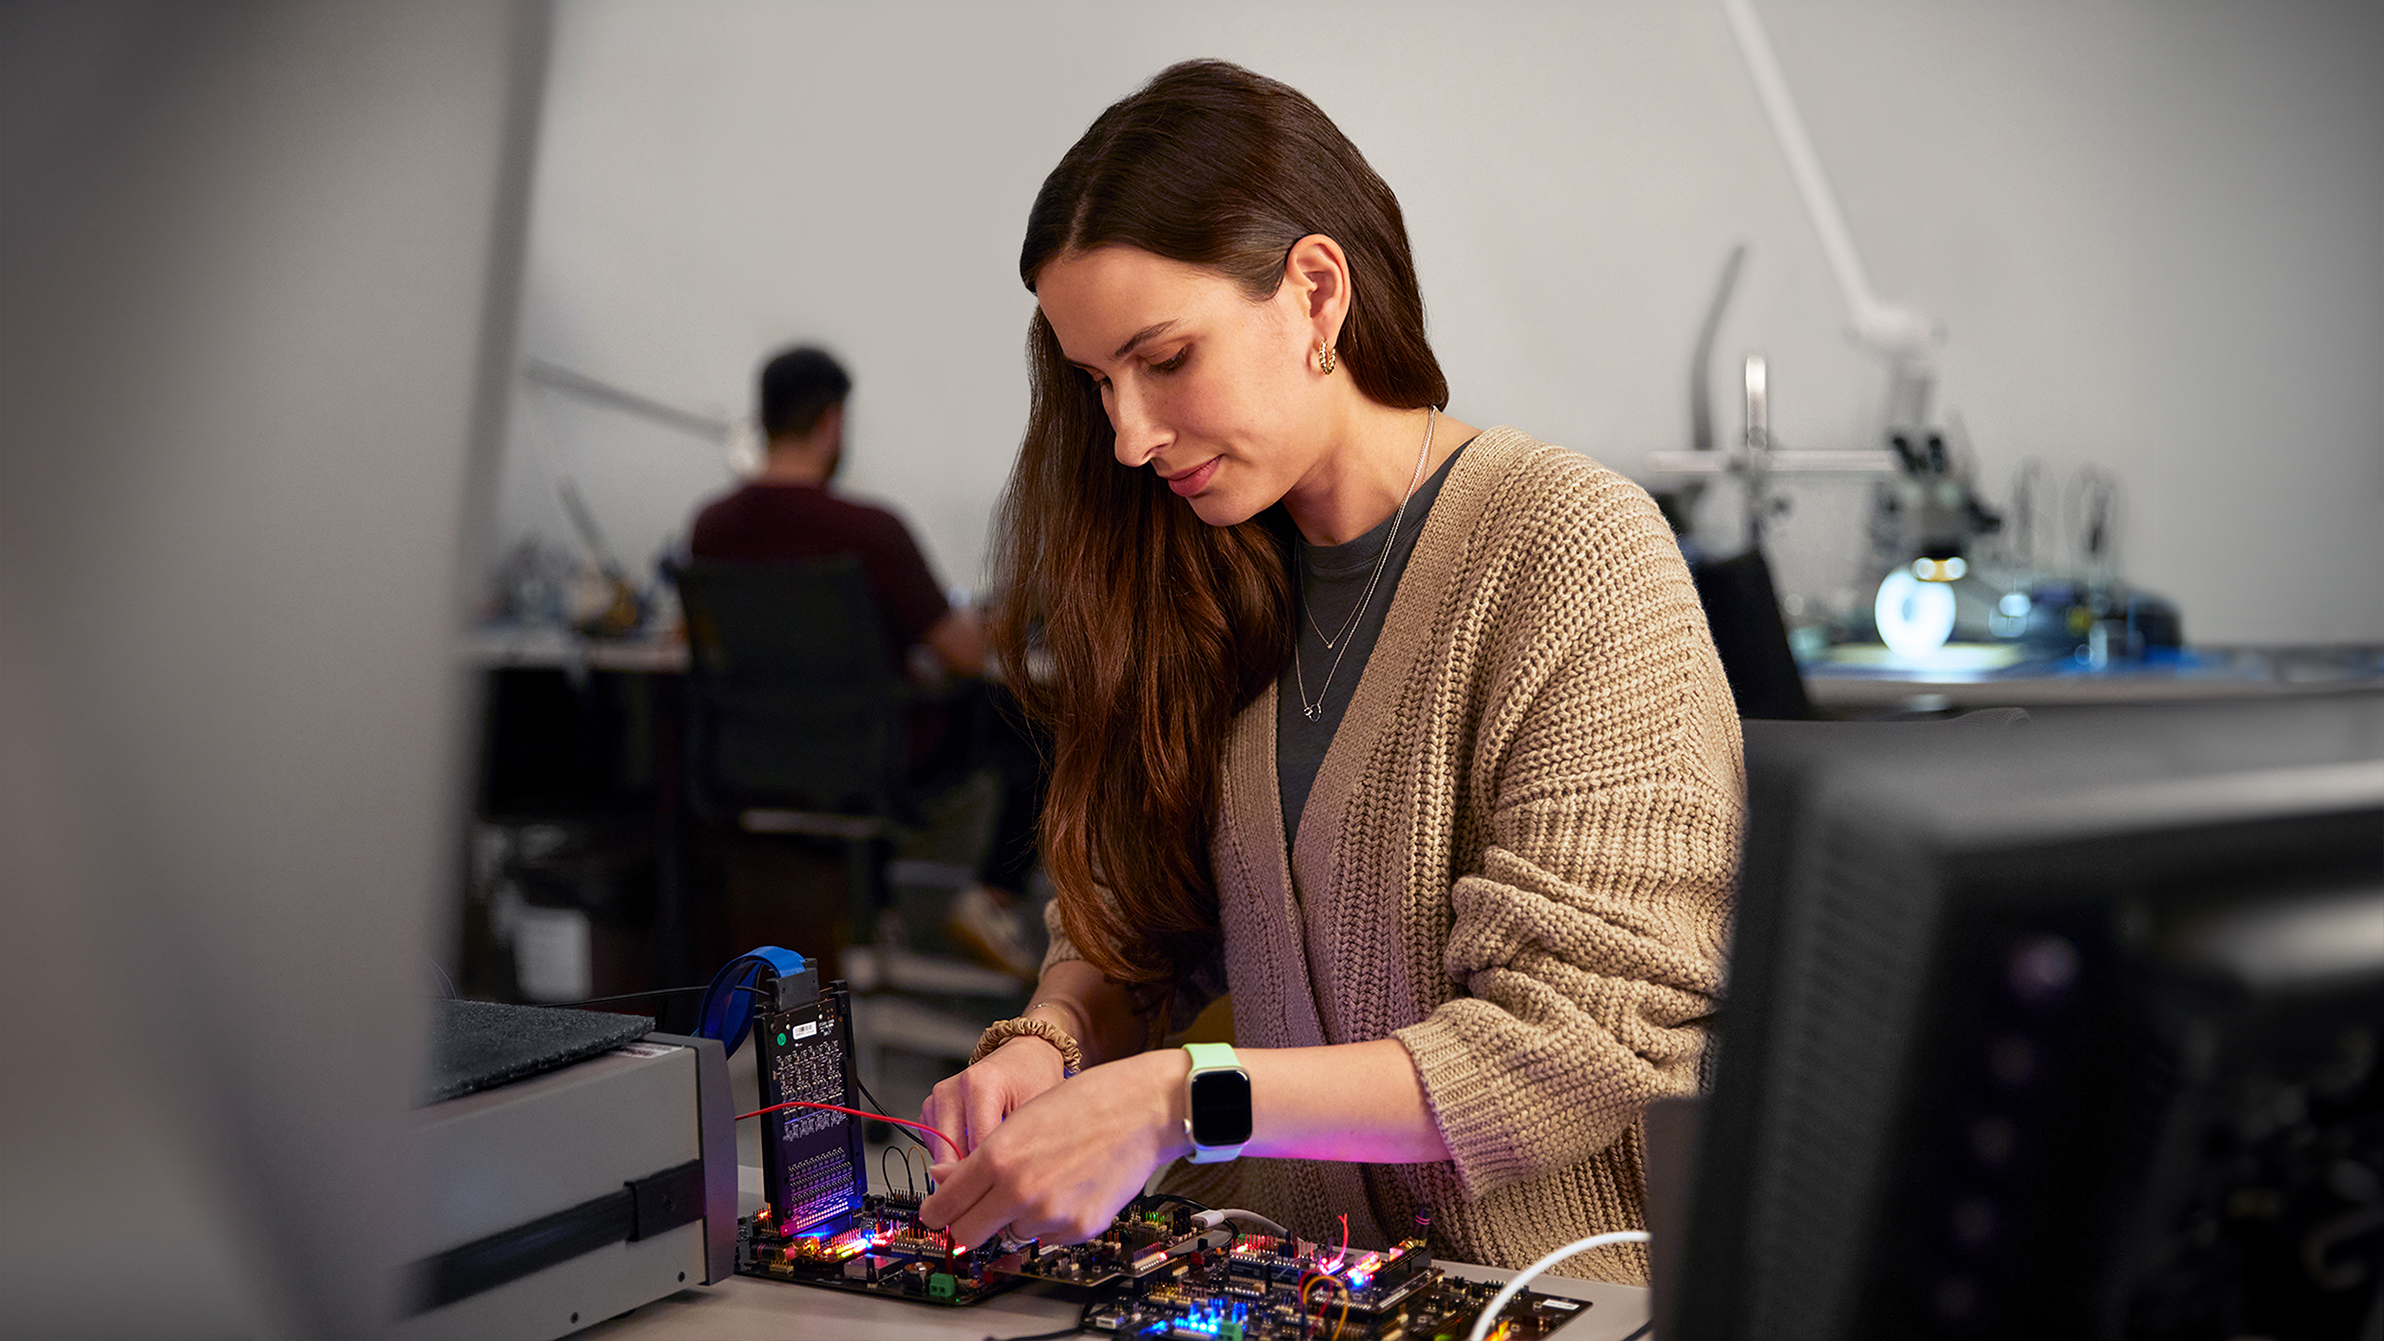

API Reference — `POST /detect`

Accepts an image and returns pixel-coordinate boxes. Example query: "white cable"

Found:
[1464,1231,1650,1341]
[1191,1208,1291,1237]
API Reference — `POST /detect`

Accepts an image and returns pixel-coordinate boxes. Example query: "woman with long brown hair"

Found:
[916,59,1741,1284]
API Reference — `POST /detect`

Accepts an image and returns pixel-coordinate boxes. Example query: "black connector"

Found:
[773,965,820,1010]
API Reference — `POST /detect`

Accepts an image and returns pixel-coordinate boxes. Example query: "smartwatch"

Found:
[1182,1042,1253,1164]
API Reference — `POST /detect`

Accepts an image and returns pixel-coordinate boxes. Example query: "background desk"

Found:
[461,623,1049,682]
[462,625,695,1008]
[468,624,690,675]
[1804,643,2384,713]
[580,1247,1649,1341]
[463,628,2384,714]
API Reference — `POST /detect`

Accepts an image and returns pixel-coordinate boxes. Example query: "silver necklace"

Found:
[1300,547,1374,651]
[1301,531,1387,650]
[1293,406,1437,723]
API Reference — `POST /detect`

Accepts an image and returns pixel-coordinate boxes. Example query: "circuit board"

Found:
[735,1193,1209,1305]
[735,976,1588,1336]
[737,1194,1591,1338]
[1079,1226,1590,1341]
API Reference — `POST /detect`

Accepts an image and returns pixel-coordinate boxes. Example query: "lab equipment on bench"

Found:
[1656,0,2190,671]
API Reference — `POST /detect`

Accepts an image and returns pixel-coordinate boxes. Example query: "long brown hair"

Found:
[991,59,1449,1001]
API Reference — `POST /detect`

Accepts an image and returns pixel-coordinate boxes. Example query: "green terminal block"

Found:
[927,1272,957,1301]
[1218,1323,1244,1341]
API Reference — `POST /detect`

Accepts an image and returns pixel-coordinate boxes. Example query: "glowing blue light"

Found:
[1999,591,2031,617]
[1876,569,1955,660]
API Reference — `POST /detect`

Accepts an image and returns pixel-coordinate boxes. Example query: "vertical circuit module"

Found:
[756,991,866,1234]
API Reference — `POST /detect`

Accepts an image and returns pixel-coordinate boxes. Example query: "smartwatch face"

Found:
[1187,1068,1254,1147]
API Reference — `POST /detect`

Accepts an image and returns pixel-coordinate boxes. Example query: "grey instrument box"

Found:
[401,1032,736,1341]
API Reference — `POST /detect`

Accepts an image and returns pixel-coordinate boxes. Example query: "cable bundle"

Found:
[692,945,808,1056]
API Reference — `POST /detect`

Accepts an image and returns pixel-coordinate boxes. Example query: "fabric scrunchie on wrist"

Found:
[970,1016,1083,1076]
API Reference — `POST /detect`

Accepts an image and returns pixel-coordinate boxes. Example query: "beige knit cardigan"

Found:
[1043,427,1743,1284]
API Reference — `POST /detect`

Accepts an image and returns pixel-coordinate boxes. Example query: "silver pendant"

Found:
[1289,406,1438,734]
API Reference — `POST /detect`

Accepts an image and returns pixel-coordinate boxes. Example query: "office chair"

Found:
[671,557,1021,1095]
[1691,546,1813,721]
[672,556,912,937]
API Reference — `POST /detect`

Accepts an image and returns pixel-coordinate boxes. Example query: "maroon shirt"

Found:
[688,482,950,657]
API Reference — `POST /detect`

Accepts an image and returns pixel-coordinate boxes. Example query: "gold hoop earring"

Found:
[1317,342,1337,376]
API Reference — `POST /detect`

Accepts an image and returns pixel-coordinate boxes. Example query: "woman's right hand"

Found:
[923,1035,1069,1157]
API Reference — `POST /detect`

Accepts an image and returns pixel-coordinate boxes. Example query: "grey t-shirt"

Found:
[1278,440,1469,846]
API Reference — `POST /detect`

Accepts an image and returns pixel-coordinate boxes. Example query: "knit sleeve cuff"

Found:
[1394,1002,1549,1200]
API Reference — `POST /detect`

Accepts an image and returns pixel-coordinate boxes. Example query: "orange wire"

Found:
[1300,1272,1351,1341]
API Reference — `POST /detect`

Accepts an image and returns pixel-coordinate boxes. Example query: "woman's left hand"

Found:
[917,1048,1191,1249]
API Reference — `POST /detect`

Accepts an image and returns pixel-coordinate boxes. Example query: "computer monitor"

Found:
[0,7,552,1335]
[1673,695,2384,1339]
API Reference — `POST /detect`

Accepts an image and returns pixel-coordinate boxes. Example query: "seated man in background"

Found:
[689,345,1042,977]
[692,345,981,672]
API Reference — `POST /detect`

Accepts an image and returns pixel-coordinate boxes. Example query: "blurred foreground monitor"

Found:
[1673,696,2384,1338]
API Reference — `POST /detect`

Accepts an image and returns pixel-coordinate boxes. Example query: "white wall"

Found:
[504,0,2384,643]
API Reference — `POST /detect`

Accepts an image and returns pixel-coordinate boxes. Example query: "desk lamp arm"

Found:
[1720,0,1942,425]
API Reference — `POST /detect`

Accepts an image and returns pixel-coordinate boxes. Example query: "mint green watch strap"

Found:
[1183,1041,1239,1071]
[1182,1041,1250,1163]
